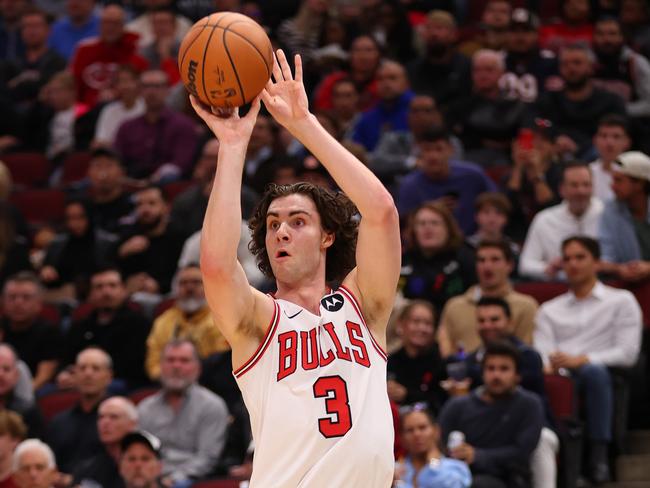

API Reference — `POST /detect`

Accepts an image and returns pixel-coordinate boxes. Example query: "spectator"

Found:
[78,148,134,235]
[73,396,138,488]
[368,0,416,62]
[48,0,100,61]
[0,345,44,439]
[371,94,460,189]
[0,204,31,290]
[459,0,512,57]
[539,0,594,53]
[598,151,650,280]
[145,264,228,381]
[117,185,185,295]
[70,4,148,108]
[119,431,163,488]
[446,49,530,166]
[351,60,414,152]
[504,120,563,241]
[11,439,57,488]
[126,0,192,50]
[439,341,543,488]
[240,115,276,194]
[534,236,643,483]
[619,0,650,58]
[0,411,26,488]
[397,127,496,235]
[40,200,117,302]
[327,78,360,140]
[93,64,145,148]
[139,7,181,85]
[0,0,27,61]
[395,406,472,488]
[313,35,381,112]
[438,239,537,358]
[387,301,446,413]
[0,272,62,390]
[138,340,229,486]
[0,7,66,112]
[535,43,626,159]
[519,162,603,280]
[399,201,476,314]
[64,267,150,389]
[592,17,650,119]
[466,193,519,259]
[47,347,112,474]
[114,69,200,182]
[501,9,561,104]
[589,114,631,201]
[407,11,471,111]
[464,298,558,488]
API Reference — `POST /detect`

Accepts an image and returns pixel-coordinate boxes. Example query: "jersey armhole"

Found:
[338,285,388,361]
[233,301,280,378]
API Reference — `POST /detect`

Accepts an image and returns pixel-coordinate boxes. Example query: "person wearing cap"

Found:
[519,161,603,280]
[502,8,561,104]
[598,150,650,281]
[406,10,471,111]
[119,431,164,488]
[534,236,642,484]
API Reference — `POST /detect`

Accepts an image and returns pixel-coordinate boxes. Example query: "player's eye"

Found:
[269,221,280,230]
[294,218,304,226]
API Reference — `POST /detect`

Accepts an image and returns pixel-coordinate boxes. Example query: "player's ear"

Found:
[321,230,335,249]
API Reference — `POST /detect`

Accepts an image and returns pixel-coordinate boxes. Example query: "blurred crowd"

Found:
[1,0,650,487]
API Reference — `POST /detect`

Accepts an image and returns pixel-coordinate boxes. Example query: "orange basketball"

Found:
[178,12,273,108]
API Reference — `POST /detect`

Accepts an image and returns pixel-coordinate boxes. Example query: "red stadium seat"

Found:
[40,303,61,325]
[153,297,175,318]
[37,390,81,424]
[9,189,66,225]
[191,480,242,488]
[61,152,92,185]
[128,387,159,405]
[485,165,510,187]
[163,180,194,203]
[514,282,568,305]
[544,374,577,420]
[2,152,51,189]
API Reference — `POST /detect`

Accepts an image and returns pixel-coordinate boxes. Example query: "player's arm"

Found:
[261,51,401,333]
[190,97,274,351]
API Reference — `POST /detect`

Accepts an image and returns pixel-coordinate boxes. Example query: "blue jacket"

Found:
[398,456,472,488]
[352,90,414,151]
[598,197,650,263]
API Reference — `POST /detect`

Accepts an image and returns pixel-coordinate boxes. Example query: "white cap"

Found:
[613,151,650,181]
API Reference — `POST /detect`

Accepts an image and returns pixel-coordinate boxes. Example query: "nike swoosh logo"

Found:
[285,310,303,319]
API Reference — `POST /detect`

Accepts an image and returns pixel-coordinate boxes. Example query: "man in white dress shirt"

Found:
[589,115,631,201]
[534,236,642,484]
[519,162,603,280]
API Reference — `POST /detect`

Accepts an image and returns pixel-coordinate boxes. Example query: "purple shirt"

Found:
[397,161,497,235]
[114,108,199,178]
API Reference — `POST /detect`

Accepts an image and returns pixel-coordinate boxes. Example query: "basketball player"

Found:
[190,50,400,487]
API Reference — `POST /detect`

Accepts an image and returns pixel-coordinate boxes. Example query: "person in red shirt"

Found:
[0,410,27,488]
[539,0,594,53]
[70,4,148,107]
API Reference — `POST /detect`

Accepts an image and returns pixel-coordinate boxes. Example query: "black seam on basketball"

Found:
[178,18,209,70]
[200,24,219,104]
[222,28,246,106]
[201,24,271,78]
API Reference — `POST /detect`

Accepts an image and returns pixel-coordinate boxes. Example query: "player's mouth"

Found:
[276,250,291,259]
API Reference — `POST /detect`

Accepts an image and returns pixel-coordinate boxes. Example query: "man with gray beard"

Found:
[145,264,229,381]
[137,339,228,487]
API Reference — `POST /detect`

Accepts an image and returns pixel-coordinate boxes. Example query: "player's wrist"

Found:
[284,113,319,137]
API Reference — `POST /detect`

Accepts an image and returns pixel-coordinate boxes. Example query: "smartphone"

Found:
[517,128,534,150]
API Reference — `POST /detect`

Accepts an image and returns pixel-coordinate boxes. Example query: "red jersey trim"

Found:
[233,301,280,378]
[338,285,388,361]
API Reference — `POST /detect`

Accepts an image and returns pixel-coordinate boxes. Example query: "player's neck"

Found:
[275,278,330,316]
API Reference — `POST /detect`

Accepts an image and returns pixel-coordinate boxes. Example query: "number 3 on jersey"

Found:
[313,376,352,438]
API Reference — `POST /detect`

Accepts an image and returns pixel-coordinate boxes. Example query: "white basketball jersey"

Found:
[234,285,394,488]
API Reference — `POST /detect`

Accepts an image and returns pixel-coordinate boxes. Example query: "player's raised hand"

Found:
[189,94,261,147]
[261,50,310,129]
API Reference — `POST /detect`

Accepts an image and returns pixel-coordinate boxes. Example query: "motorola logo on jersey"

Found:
[321,293,344,312]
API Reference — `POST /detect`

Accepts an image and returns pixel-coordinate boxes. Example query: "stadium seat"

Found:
[1,152,51,189]
[128,386,159,405]
[9,189,66,225]
[163,180,194,203]
[37,390,81,424]
[153,297,175,318]
[191,480,242,488]
[485,164,511,187]
[61,152,92,185]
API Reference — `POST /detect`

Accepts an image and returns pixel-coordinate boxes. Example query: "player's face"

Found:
[401,411,439,456]
[400,304,435,351]
[477,305,510,344]
[265,194,334,284]
[482,355,519,397]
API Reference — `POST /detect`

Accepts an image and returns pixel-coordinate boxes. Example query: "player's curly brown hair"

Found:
[248,183,359,283]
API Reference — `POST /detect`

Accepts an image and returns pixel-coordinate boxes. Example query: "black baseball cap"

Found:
[120,430,162,458]
[509,8,539,31]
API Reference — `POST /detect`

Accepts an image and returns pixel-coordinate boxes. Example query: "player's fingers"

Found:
[271,52,283,82]
[276,49,293,81]
[189,95,211,119]
[294,54,303,83]
[245,96,261,120]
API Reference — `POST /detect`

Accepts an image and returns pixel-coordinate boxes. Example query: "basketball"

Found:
[178,12,273,108]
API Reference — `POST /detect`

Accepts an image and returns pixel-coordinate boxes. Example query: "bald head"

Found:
[98,397,138,446]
